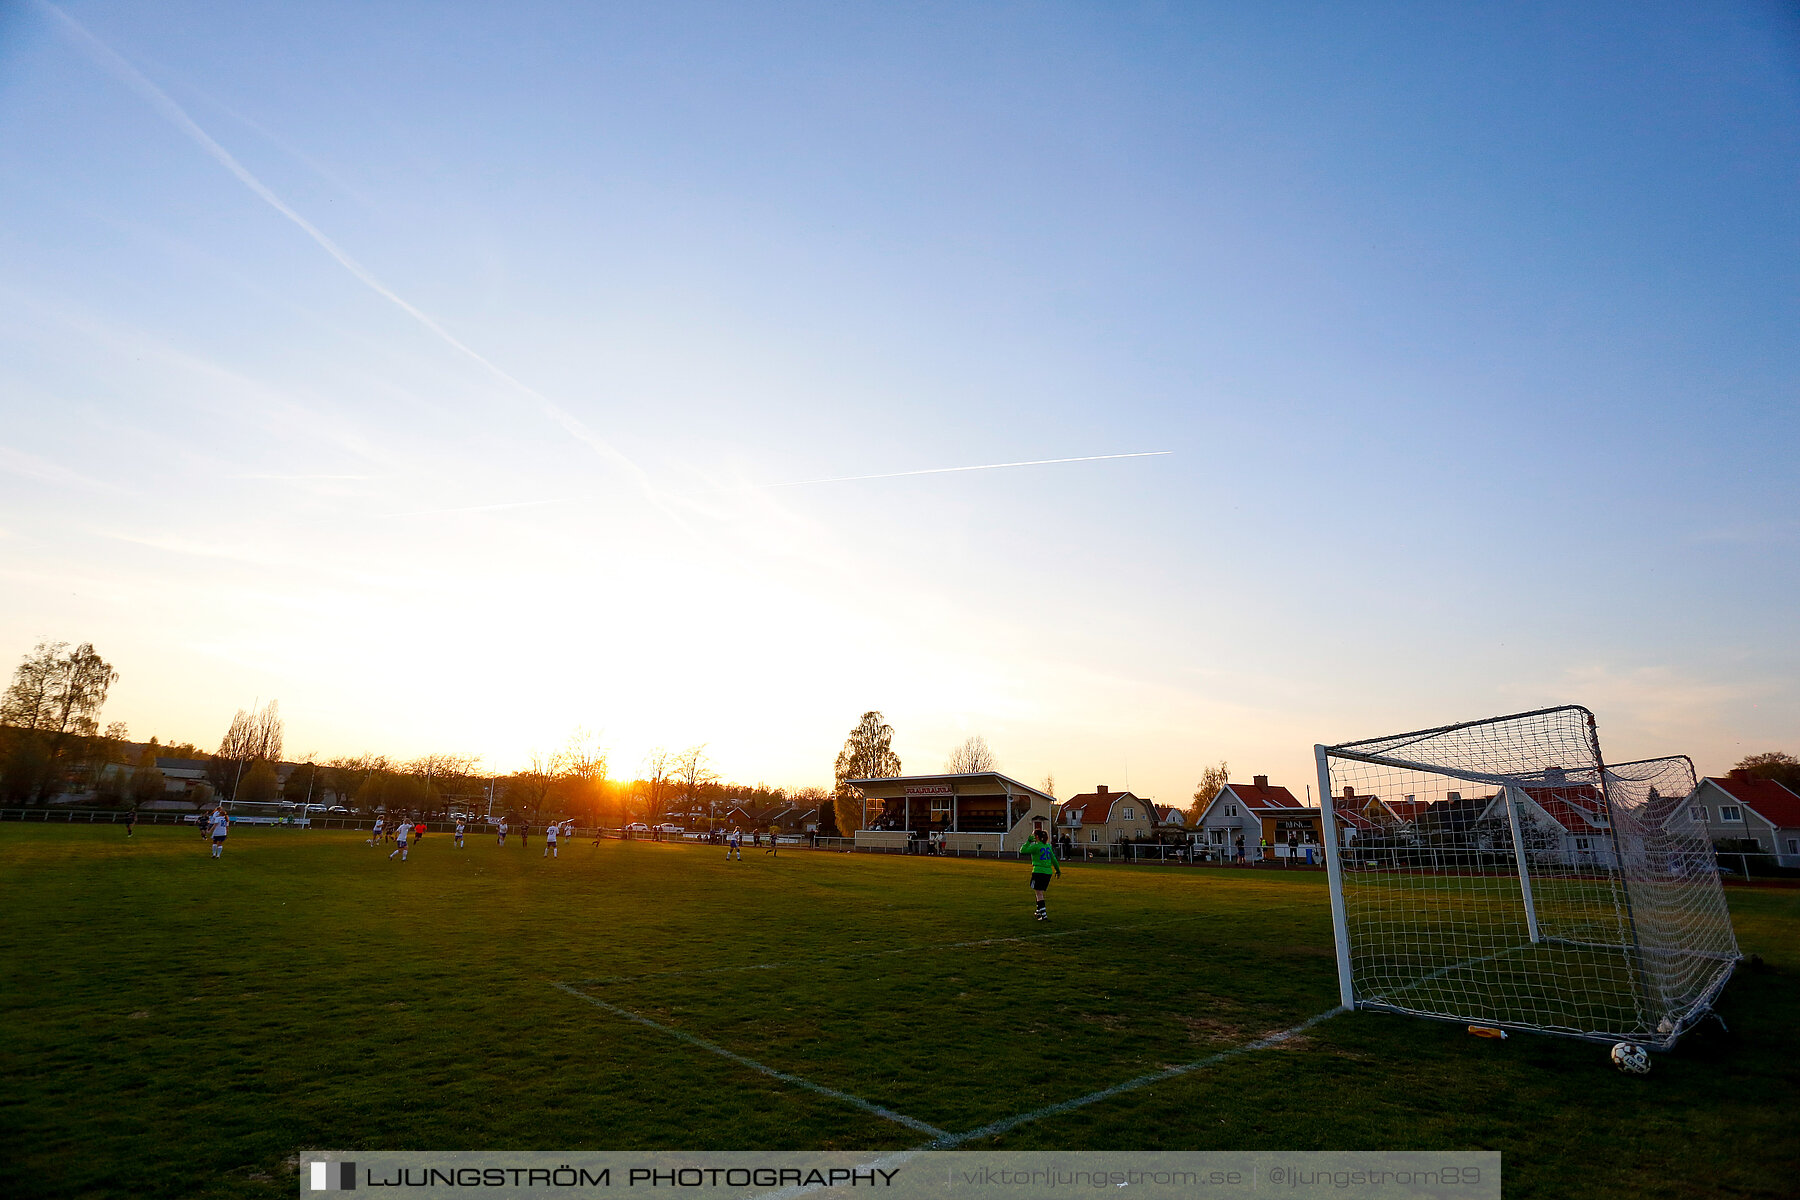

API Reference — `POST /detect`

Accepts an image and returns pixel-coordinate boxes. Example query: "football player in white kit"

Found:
[208,806,229,858]
[370,816,384,847]
[454,818,466,849]
[543,820,559,858]
[727,827,742,860]
[496,819,508,847]
[387,820,411,862]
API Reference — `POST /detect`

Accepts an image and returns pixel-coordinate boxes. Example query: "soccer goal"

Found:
[1314,705,1739,1049]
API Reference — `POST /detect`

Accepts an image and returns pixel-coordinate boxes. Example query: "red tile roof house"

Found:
[1193,776,1315,862]
[1694,770,1800,865]
[1471,768,1616,869]
[1058,785,1158,849]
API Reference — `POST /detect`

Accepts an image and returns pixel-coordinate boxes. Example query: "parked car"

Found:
[328,805,349,814]
[655,823,684,834]
[624,822,650,832]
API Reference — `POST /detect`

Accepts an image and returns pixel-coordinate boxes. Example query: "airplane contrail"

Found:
[759,450,1173,489]
[382,496,581,519]
[41,3,671,516]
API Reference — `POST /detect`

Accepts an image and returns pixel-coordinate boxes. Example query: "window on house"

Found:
[930,797,951,820]
[1122,807,1133,819]
[1690,806,1706,822]
[1720,806,1742,822]
[1575,838,1590,850]
[1787,838,1797,855]
[1089,830,1099,843]
[1226,804,1237,817]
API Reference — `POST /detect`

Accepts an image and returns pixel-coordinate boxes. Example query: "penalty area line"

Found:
[924,1005,1350,1148]
[550,982,949,1139]
[742,1006,1351,1200]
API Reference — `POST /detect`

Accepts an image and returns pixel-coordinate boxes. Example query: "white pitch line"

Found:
[571,916,1205,987]
[550,982,950,1139]
[923,1005,1349,1149]
[743,1006,1351,1200]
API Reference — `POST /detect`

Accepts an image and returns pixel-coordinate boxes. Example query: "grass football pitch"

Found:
[2,825,1796,1199]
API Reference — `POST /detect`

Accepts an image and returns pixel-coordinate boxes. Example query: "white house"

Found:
[1473,776,1615,869]
[1193,776,1308,860]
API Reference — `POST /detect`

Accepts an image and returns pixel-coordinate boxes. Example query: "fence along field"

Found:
[0,824,1795,1200]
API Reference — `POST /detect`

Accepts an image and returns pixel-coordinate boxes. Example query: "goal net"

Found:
[1315,705,1738,1048]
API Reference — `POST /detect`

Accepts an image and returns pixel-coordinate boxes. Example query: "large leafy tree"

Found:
[0,641,118,801]
[1733,752,1800,791]
[1188,761,1230,820]
[238,760,281,804]
[834,711,902,832]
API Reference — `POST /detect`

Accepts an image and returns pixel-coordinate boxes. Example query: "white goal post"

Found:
[1316,705,1739,1049]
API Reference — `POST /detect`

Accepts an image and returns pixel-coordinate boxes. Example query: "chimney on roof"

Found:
[1728,768,1750,782]
[1545,766,1567,786]
[1447,791,1461,802]
[1253,775,1269,788]
[1096,784,1109,796]
[1343,786,1355,799]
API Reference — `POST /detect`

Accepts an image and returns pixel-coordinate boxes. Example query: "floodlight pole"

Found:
[1315,745,1356,1009]
[1503,786,1543,944]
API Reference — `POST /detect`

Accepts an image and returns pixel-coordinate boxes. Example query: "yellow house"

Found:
[1058,785,1157,846]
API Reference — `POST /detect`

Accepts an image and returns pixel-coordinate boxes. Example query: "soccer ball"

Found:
[1610,1043,1651,1075]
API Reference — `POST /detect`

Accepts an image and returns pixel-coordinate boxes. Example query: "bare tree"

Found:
[505,752,556,830]
[641,748,677,823]
[1041,773,1056,798]
[945,735,997,774]
[212,701,283,800]
[672,744,719,827]
[404,751,483,812]
[553,728,608,825]
[129,744,165,807]
[1188,761,1230,819]
[324,754,388,809]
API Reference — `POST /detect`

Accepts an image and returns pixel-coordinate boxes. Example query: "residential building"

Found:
[1058,785,1157,847]
[1693,770,1800,863]
[1193,776,1314,859]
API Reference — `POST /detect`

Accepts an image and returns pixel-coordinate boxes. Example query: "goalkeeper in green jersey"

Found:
[1022,829,1062,921]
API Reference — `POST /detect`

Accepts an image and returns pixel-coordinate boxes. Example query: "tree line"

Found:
[16,639,1790,826]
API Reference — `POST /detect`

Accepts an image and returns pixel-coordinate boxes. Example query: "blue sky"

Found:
[1,1,1795,798]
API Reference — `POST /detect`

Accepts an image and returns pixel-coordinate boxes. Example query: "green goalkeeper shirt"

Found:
[1024,840,1060,874]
